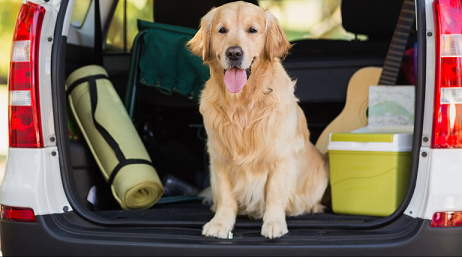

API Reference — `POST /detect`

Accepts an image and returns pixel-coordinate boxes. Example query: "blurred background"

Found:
[0,0,22,186]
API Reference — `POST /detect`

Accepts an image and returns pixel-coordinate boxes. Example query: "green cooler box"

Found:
[327,128,413,216]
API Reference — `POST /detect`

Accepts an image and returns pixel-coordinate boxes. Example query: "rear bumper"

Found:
[2,213,462,256]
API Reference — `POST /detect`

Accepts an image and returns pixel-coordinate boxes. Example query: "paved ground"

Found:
[0,85,6,157]
[0,85,7,187]
[0,85,7,255]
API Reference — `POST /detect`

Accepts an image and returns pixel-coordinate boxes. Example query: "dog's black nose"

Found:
[226,46,243,61]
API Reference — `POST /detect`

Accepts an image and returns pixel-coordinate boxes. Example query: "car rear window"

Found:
[106,0,154,52]
[260,0,365,41]
[70,0,92,28]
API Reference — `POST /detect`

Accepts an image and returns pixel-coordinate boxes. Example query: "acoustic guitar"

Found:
[315,0,415,154]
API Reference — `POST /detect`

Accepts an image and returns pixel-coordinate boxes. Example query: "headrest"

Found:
[154,0,259,30]
[341,0,404,40]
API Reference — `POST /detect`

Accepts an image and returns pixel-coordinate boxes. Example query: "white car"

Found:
[2,0,462,255]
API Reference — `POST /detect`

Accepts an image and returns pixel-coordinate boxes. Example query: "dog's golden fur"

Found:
[187,1,329,239]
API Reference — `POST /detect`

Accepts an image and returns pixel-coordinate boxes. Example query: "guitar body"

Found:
[315,67,382,154]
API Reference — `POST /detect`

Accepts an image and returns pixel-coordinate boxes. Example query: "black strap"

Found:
[87,76,126,162]
[68,75,155,185]
[67,74,108,97]
[108,159,154,185]
[94,0,103,66]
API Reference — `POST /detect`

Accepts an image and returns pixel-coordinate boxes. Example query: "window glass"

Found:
[259,0,364,41]
[105,0,363,52]
[70,0,92,28]
[106,0,153,51]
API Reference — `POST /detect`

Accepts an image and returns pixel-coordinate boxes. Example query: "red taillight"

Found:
[8,2,45,148]
[0,205,36,222]
[431,211,462,227]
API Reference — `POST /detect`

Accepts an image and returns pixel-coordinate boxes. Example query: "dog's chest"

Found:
[216,105,274,158]
[232,170,268,218]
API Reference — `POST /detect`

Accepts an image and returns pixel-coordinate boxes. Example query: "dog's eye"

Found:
[218,27,227,34]
[248,27,257,34]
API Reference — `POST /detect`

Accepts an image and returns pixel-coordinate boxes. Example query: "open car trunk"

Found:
[58,0,424,237]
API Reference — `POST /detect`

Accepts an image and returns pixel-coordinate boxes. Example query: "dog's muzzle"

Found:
[224,59,254,80]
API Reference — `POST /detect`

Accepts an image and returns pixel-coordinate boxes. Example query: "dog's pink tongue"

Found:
[224,68,247,93]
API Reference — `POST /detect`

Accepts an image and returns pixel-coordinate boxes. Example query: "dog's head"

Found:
[187,1,290,93]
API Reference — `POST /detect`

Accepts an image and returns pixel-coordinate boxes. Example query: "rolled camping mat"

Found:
[66,65,164,210]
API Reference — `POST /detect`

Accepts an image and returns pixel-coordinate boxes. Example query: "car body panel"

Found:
[2,214,462,256]
[36,2,58,148]
[0,148,71,215]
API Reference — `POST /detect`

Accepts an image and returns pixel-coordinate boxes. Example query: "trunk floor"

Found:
[95,201,380,227]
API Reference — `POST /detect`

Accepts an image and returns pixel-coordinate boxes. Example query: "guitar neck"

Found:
[378,0,415,86]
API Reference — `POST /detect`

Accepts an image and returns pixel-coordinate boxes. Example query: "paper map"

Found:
[368,86,415,126]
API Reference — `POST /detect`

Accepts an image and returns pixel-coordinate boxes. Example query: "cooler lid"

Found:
[327,126,413,152]
[331,133,395,143]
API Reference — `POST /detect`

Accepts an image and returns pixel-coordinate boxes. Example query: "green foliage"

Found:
[0,0,22,84]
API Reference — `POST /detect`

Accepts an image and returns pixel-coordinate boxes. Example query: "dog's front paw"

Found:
[261,220,288,239]
[310,203,325,214]
[202,220,233,239]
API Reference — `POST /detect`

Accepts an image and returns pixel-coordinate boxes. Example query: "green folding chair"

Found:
[125,19,210,117]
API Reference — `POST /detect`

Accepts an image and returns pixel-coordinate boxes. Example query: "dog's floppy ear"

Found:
[187,8,217,62]
[264,11,291,61]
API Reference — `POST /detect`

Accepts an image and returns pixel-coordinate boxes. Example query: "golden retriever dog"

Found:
[187,1,329,239]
